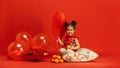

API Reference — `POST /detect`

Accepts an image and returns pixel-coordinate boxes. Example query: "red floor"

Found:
[0,52,119,68]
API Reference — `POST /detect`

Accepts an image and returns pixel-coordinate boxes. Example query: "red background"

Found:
[0,0,120,68]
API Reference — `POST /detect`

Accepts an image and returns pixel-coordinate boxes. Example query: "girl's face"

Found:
[66,25,75,36]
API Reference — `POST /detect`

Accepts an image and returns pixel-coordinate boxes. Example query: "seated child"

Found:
[57,21,99,62]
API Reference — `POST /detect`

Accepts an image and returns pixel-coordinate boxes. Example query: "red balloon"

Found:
[16,31,32,44]
[8,41,30,60]
[30,34,47,50]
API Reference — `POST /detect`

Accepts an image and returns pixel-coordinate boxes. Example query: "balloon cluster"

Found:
[8,31,49,61]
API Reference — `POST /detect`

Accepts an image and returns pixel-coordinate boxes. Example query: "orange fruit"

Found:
[67,45,71,49]
[57,55,61,59]
[59,59,64,63]
[51,59,55,62]
[54,59,59,63]
[52,54,57,59]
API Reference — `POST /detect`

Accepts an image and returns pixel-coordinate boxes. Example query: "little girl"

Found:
[57,20,99,62]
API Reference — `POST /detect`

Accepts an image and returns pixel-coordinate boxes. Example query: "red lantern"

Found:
[30,34,47,50]
[16,31,32,44]
[8,41,30,60]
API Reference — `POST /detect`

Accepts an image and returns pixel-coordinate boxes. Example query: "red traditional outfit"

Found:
[59,34,99,62]
[63,34,79,50]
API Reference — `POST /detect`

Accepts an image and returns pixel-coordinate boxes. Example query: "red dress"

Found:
[64,34,78,48]
[59,34,99,62]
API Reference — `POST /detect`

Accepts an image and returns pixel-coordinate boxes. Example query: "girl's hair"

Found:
[64,20,77,29]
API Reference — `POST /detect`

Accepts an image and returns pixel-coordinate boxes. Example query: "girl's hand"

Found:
[56,36,60,42]
[57,36,61,40]
[56,36,64,46]
[67,45,75,50]
[70,46,79,50]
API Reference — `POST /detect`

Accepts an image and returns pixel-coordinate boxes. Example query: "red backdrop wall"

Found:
[0,0,120,57]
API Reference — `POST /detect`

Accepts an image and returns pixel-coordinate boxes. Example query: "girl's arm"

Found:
[57,37,64,46]
[71,38,80,50]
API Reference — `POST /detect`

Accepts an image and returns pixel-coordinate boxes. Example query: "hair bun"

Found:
[64,22,69,27]
[71,20,77,26]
